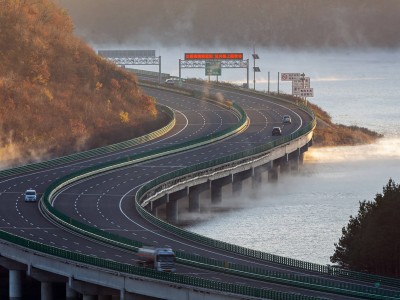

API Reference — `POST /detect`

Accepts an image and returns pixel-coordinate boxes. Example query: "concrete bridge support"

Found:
[9,269,23,299]
[28,267,67,300]
[0,257,26,300]
[268,161,280,182]
[70,279,118,300]
[278,154,290,174]
[252,167,263,190]
[41,282,53,300]
[211,176,232,204]
[166,188,188,223]
[66,283,78,300]
[189,182,209,212]
[232,169,253,197]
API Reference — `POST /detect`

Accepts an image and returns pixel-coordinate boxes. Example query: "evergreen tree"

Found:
[331,179,400,277]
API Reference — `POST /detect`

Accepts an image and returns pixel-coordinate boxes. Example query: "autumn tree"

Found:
[331,179,400,278]
[0,0,161,167]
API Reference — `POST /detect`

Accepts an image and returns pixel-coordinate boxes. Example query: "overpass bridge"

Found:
[0,79,399,300]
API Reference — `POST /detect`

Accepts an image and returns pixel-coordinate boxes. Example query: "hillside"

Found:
[0,0,161,168]
[307,102,383,147]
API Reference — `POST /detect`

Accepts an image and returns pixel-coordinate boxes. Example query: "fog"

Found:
[56,0,400,49]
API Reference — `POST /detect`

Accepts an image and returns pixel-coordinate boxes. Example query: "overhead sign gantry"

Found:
[98,50,162,84]
[179,52,249,88]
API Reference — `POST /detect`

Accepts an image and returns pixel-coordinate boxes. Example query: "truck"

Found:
[137,247,176,272]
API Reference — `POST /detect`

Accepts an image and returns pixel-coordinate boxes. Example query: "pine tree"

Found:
[331,179,400,277]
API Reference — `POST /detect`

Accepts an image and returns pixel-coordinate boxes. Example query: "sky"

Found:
[56,0,400,49]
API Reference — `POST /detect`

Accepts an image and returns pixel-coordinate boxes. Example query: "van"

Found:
[24,189,37,202]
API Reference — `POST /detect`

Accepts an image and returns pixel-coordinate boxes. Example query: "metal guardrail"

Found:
[0,230,326,300]
[0,104,176,178]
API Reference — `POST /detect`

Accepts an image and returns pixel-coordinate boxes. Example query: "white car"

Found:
[24,189,37,202]
[282,115,292,124]
[165,78,175,85]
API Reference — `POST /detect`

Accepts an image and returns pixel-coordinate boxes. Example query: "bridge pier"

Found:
[166,188,188,223]
[66,283,78,300]
[211,176,231,204]
[28,267,67,300]
[189,182,209,212]
[232,169,252,197]
[70,279,118,300]
[0,257,26,299]
[252,167,263,190]
[9,269,23,299]
[279,154,290,174]
[41,282,53,300]
[268,162,279,182]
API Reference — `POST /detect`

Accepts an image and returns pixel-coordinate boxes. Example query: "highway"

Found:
[0,81,398,299]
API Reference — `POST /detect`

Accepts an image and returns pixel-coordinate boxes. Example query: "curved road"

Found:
[0,82,389,299]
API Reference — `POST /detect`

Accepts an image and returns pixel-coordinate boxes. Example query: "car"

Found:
[24,189,37,202]
[282,115,292,124]
[272,127,282,136]
[165,78,175,85]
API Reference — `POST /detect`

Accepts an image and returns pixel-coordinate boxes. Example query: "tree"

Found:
[331,179,400,278]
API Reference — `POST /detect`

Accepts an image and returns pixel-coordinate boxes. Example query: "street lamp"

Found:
[252,52,260,90]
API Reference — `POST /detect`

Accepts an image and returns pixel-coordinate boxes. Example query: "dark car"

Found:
[272,127,282,136]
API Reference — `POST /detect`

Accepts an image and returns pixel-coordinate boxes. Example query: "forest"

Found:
[0,0,159,168]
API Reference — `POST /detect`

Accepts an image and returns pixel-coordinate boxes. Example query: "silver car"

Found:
[282,115,292,124]
[24,189,37,202]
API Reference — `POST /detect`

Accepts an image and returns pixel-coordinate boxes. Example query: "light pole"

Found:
[252,46,260,90]
[300,72,306,105]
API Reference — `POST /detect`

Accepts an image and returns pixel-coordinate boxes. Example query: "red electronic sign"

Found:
[185,53,243,60]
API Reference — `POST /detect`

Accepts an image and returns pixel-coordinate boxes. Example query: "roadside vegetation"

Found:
[0,0,161,168]
[331,179,400,278]
[307,102,383,147]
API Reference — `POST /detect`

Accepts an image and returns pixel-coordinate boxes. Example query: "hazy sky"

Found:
[56,0,400,49]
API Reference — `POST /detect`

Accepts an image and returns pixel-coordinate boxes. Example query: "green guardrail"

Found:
[0,230,327,300]
[0,104,175,179]
[176,252,400,300]
[11,80,400,298]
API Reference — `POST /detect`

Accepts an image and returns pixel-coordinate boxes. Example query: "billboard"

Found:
[185,53,243,60]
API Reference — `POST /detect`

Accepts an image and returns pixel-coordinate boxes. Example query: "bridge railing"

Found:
[0,229,326,300]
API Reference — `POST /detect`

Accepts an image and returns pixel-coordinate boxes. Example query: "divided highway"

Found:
[1,81,398,299]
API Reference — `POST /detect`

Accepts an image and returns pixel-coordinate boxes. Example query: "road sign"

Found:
[299,88,314,97]
[292,77,310,88]
[205,61,221,76]
[292,77,310,95]
[281,73,301,81]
